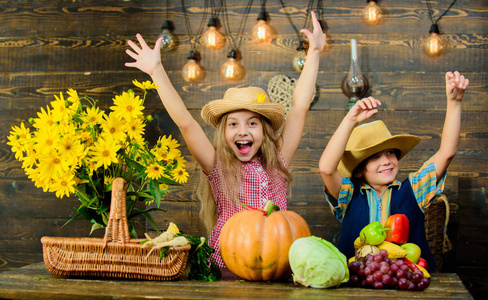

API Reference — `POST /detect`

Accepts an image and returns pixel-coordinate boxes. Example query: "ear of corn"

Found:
[166,222,180,234]
[377,241,407,258]
[415,263,431,278]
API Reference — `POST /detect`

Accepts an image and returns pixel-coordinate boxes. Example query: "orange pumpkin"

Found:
[219,208,311,281]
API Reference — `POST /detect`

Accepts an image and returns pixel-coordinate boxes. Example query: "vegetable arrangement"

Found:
[142,223,221,281]
[347,215,431,291]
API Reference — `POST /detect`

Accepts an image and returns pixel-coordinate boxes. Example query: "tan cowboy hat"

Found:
[338,120,421,178]
[201,87,285,132]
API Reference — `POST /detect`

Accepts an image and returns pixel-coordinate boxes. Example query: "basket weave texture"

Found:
[41,178,190,280]
[424,193,453,270]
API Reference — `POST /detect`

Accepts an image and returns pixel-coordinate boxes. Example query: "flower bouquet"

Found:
[7,80,188,237]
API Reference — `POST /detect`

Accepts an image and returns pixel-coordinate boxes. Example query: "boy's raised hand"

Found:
[347,97,382,124]
[300,11,326,53]
[446,71,469,102]
[125,34,164,76]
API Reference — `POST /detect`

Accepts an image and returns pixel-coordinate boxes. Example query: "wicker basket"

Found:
[424,193,453,271]
[41,178,191,280]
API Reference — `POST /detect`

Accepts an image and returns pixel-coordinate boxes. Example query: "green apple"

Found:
[400,243,421,264]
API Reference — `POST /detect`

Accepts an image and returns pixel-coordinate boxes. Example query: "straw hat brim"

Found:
[201,99,285,132]
[338,134,421,178]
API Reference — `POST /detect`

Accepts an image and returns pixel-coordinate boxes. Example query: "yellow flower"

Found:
[32,107,54,129]
[50,174,76,198]
[66,89,79,103]
[133,79,157,90]
[146,163,165,180]
[125,117,145,141]
[101,112,127,142]
[51,92,70,123]
[110,91,144,121]
[256,93,266,103]
[37,151,69,181]
[172,167,189,184]
[57,134,84,165]
[82,106,105,127]
[7,122,31,160]
[33,127,59,155]
[90,137,120,169]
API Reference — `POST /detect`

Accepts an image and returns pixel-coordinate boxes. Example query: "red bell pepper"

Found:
[235,197,268,215]
[385,213,409,244]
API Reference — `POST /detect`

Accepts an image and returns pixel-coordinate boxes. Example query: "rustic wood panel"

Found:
[0,0,485,37]
[1,71,487,111]
[1,34,487,73]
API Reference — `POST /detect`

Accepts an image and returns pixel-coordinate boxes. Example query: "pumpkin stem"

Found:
[264,200,280,216]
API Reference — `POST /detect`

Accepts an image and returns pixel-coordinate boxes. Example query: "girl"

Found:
[125,12,326,267]
[319,72,469,272]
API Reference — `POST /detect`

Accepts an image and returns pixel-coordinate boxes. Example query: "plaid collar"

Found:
[359,179,402,195]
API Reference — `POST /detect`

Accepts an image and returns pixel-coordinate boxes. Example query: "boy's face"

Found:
[356,148,399,190]
[224,110,263,162]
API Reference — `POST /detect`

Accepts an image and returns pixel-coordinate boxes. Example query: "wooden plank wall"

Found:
[1,0,487,276]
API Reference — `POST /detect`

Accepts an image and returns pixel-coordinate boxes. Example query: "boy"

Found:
[319,71,468,271]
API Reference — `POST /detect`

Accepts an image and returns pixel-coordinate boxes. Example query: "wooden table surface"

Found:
[0,262,473,299]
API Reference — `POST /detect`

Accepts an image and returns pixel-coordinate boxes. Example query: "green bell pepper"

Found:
[359,222,390,245]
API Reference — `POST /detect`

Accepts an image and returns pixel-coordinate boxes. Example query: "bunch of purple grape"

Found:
[347,250,430,291]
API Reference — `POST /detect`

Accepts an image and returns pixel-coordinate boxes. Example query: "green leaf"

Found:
[127,191,153,199]
[61,210,83,228]
[140,210,160,235]
[150,180,161,208]
[77,207,104,225]
[75,191,91,206]
[90,223,105,235]
[124,155,145,173]
[158,176,183,186]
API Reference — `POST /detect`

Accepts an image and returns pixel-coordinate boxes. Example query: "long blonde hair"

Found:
[196,114,292,234]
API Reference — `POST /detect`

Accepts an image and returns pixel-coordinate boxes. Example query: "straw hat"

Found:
[338,120,421,178]
[201,87,285,132]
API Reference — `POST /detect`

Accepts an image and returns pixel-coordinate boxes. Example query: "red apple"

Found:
[417,257,428,269]
[400,243,421,264]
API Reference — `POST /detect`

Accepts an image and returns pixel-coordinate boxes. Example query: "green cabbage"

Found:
[289,236,349,288]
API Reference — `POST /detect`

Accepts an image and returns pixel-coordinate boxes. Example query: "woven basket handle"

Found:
[103,177,131,246]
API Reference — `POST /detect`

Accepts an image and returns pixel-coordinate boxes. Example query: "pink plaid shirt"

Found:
[204,154,288,268]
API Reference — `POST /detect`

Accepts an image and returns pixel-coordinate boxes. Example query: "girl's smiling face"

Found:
[224,110,263,162]
[356,148,399,195]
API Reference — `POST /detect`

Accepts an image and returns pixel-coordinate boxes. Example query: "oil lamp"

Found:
[341,39,369,110]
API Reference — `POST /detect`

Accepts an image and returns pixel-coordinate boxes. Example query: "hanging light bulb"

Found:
[424,24,445,57]
[341,39,369,110]
[221,50,244,81]
[293,41,307,72]
[363,0,382,25]
[182,50,204,82]
[252,11,275,43]
[158,20,176,51]
[201,17,226,49]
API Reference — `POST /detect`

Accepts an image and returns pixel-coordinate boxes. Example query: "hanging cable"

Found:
[426,0,458,26]
[221,0,254,51]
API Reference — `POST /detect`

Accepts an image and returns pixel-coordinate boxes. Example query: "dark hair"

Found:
[351,148,401,185]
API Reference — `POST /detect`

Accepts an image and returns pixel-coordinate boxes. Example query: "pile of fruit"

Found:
[346,214,431,291]
[347,250,430,291]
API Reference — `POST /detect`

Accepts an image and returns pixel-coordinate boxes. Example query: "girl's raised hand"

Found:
[125,34,164,76]
[300,11,326,54]
[446,71,469,102]
[347,97,382,124]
